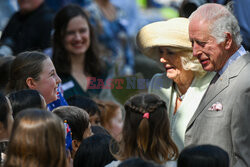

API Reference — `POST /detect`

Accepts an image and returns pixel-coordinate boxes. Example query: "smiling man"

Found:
[186,3,250,167]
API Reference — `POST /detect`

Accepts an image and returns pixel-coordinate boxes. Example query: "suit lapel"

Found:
[186,53,250,131]
[186,72,229,130]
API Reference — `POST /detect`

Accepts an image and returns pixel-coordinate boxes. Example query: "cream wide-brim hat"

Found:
[136,17,192,60]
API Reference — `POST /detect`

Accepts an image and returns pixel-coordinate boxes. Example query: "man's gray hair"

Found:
[189,3,242,46]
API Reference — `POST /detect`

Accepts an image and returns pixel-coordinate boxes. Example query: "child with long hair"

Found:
[106,93,178,167]
[4,109,67,167]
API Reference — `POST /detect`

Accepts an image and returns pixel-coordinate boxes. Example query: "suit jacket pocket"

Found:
[204,109,224,117]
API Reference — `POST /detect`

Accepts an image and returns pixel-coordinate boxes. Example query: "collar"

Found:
[218,45,246,75]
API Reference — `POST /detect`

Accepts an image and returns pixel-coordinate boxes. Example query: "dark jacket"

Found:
[0,3,54,55]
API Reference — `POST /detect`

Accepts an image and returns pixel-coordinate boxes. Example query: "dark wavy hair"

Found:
[113,93,178,164]
[52,4,103,77]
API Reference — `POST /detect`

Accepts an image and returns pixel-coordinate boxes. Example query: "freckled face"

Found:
[64,15,90,57]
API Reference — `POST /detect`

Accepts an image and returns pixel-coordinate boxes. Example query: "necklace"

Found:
[174,84,185,101]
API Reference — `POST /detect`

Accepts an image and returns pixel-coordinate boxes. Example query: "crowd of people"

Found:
[0,0,250,167]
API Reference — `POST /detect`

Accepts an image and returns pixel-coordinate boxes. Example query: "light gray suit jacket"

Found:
[185,53,250,167]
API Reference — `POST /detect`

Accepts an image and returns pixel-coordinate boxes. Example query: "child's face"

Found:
[89,113,101,126]
[109,108,123,141]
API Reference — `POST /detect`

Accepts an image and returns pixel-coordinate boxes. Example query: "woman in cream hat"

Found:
[136,17,215,152]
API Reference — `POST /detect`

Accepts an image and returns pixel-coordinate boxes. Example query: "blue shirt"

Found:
[219,45,247,75]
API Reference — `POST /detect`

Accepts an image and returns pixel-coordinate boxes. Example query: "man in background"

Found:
[0,0,54,56]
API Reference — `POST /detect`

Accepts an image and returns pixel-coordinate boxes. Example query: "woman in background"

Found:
[52,4,107,100]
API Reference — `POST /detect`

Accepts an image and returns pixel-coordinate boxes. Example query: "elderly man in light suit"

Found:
[186,3,250,167]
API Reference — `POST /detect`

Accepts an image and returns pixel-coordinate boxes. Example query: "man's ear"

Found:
[224,32,233,50]
[26,77,36,89]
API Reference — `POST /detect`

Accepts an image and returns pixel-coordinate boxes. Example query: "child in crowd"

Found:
[96,100,123,141]
[4,109,67,167]
[178,144,229,167]
[7,89,46,118]
[106,93,178,167]
[67,95,101,126]
[6,51,61,105]
[74,134,115,167]
[53,106,93,158]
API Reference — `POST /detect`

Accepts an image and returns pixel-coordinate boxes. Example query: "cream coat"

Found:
[148,72,215,151]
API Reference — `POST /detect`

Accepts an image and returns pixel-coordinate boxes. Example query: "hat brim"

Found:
[136,18,192,60]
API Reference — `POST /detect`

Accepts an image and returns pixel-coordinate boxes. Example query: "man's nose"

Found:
[192,42,201,58]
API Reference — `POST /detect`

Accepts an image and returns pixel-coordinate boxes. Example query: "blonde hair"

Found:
[159,47,206,78]
[180,50,206,78]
